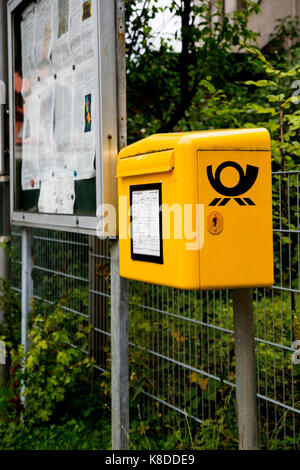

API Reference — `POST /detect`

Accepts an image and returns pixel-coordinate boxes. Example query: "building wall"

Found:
[225,0,298,49]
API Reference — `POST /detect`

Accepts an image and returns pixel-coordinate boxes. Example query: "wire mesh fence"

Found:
[10,169,300,449]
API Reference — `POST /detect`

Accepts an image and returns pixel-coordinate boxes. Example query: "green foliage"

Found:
[185,76,247,131]
[194,390,238,450]
[126,0,261,141]
[0,280,21,350]
[268,16,300,57]
[0,419,110,451]
[0,288,113,450]
[243,47,300,172]
[0,297,95,428]
[240,48,300,298]
[121,281,300,450]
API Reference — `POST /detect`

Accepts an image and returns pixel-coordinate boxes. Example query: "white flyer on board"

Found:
[21,90,40,190]
[69,0,94,65]
[37,77,56,181]
[72,58,96,180]
[34,0,53,71]
[21,3,37,79]
[54,67,75,178]
[38,179,75,214]
[51,0,72,73]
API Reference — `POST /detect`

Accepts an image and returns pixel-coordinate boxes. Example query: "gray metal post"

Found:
[110,0,129,450]
[0,0,8,176]
[21,227,33,355]
[111,242,129,449]
[233,288,259,450]
[0,0,10,386]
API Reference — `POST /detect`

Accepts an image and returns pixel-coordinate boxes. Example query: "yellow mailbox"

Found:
[116,129,273,290]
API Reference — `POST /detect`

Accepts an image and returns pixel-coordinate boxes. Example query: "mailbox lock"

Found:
[207,211,223,235]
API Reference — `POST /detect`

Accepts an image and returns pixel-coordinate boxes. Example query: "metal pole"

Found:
[21,227,33,356]
[111,242,129,449]
[0,0,10,387]
[21,227,33,404]
[0,0,8,176]
[233,288,259,450]
[111,0,129,450]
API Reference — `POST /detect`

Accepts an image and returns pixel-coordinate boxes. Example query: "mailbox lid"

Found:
[117,128,271,161]
[177,128,271,151]
[116,149,174,178]
[118,133,185,159]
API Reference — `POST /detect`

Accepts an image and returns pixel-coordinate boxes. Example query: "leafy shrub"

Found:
[1,297,95,426]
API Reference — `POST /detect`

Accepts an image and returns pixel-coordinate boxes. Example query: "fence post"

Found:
[0,0,9,387]
[111,242,129,449]
[110,0,129,450]
[233,288,259,450]
[21,227,33,401]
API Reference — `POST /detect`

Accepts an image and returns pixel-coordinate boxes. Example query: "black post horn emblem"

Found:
[207,161,259,206]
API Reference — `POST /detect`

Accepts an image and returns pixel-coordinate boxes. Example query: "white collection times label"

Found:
[131,189,161,258]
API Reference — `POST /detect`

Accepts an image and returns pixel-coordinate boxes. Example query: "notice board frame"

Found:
[7,0,118,235]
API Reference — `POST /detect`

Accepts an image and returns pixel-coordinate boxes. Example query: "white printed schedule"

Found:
[130,184,162,262]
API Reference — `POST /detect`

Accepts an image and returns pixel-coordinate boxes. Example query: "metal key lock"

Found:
[207,211,223,235]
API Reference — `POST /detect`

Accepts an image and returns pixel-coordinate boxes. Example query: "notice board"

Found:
[8,0,118,234]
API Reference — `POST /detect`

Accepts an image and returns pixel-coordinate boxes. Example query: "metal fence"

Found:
[10,169,300,450]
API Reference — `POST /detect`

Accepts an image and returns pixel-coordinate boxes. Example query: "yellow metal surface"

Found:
[118,144,199,290]
[116,128,274,290]
[116,149,174,178]
[198,149,273,289]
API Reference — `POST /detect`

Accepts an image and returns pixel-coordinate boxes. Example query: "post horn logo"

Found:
[207,161,259,206]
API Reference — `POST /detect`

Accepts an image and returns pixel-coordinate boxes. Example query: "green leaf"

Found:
[247,103,276,115]
[279,65,300,78]
[286,115,300,130]
[39,340,48,350]
[245,79,277,87]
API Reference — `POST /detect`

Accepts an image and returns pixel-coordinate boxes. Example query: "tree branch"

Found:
[157,0,198,132]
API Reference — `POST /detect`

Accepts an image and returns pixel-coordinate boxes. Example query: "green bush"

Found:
[0,292,112,450]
